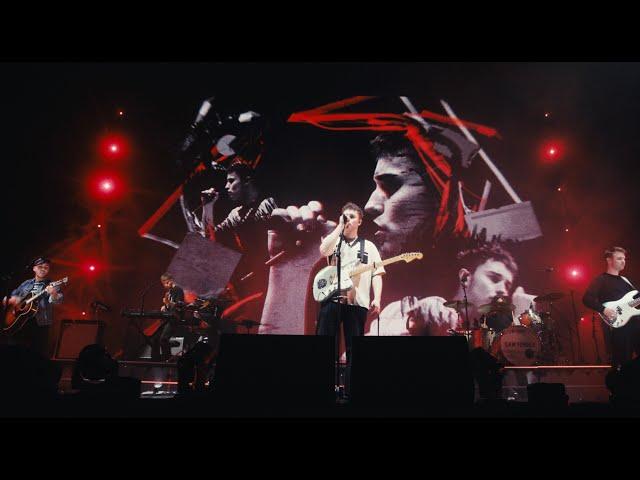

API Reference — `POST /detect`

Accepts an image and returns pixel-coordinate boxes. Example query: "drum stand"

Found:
[591,312,602,364]
[538,299,565,364]
[569,290,585,364]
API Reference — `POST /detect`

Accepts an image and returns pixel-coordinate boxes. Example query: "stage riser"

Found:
[56,361,179,394]
[502,367,610,403]
[54,361,612,403]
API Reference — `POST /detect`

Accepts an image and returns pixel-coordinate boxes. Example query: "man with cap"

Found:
[2,257,64,358]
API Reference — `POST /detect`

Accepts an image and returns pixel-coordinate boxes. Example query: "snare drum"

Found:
[490,325,541,366]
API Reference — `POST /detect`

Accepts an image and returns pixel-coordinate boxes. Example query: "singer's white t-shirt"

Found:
[329,237,385,309]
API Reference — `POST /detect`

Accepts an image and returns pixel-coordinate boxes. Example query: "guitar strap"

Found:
[621,275,636,290]
[357,237,368,265]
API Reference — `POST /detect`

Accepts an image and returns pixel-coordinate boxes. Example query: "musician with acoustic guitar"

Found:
[2,257,64,358]
[583,246,640,367]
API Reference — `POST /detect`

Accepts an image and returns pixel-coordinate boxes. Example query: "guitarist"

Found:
[2,257,63,358]
[317,202,385,397]
[583,246,640,367]
[153,273,185,361]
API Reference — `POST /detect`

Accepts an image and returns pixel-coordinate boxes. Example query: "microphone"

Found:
[194,97,215,124]
[342,214,349,224]
[201,188,223,198]
[177,97,221,170]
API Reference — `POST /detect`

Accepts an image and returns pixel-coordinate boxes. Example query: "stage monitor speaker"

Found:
[213,334,335,407]
[350,336,474,409]
[55,320,106,360]
[527,382,569,407]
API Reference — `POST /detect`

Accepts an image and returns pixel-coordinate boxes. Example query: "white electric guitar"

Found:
[312,252,423,303]
[598,290,640,328]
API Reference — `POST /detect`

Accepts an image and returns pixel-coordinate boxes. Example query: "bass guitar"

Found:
[598,290,640,328]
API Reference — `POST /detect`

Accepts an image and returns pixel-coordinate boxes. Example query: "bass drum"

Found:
[490,325,541,366]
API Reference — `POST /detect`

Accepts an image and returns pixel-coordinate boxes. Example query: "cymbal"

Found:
[444,300,475,310]
[534,292,565,303]
[478,303,515,314]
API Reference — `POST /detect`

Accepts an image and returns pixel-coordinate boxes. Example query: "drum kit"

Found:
[446,291,566,366]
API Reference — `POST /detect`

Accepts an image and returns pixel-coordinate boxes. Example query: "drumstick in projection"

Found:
[440,99,522,204]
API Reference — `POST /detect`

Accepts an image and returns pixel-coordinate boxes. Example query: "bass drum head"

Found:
[491,325,541,366]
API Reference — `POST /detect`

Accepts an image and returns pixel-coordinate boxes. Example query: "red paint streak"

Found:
[289,110,498,139]
[137,162,206,237]
[299,96,376,115]
[137,184,185,237]
[222,292,264,318]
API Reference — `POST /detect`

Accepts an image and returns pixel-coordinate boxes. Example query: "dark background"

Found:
[2,62,638,359]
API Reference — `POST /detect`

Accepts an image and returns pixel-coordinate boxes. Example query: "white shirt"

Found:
[330,237,385,309]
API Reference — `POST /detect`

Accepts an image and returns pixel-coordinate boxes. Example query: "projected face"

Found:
[466,258,514,306]
[365,154,437,258]
[225,171,243,204]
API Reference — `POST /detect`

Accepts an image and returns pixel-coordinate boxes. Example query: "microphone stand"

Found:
[334,225,345,400]
[569,289,585,364]
[461,277,470,332]
[127,282,156,358]
[592,312,602,364]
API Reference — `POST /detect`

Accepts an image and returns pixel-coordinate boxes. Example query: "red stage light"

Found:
[540,140,565,164]
[83,261,100,274]
[88,171,125,202]
[99,134,128,159]
[566,265,585,282]
[82,311,86,316]
[97,224,102,228]
[99,179,114,193]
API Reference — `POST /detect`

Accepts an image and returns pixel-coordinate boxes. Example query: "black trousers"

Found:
[5,321,51,359]
[151,320,178,361]
[603,317,640,367]
[316,301,368,394]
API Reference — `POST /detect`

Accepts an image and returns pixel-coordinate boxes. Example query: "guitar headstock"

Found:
[54,277,69,286]
[401,252,423,263]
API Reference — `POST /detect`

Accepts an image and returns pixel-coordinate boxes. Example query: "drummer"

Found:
[370,242,532,336]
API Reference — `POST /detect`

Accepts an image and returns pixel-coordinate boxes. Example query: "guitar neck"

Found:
[24,279,65,305]
[349,254,407,278]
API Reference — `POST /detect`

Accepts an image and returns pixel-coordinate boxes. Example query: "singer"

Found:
[317,202,385,398]
[199,159,277,323]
